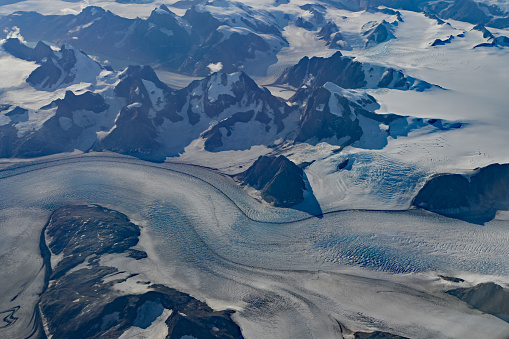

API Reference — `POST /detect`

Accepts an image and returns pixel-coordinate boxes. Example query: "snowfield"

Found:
[1,0,509,337]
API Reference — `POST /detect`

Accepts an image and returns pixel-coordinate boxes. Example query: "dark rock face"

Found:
[98,65,173,157]
[376,68,432,91]
[471,24,509,48]
[177,30,272,76]
[296,86,364,144]
[431,35,454,46]
[431,0,489,25]
[361,20,395,47]
[295,4,327,30]
[413,163,509,223]
[447,282,509,322]
[236,155,306,207]
[318,22,351,50]
[45,205,141,280]
[3,39,104,90]
[292,81,454,148]
[276,52,366,90]
[354,331,409,339]
[375,7,404,22]
[27,44,79,89]
[49,90,110,114]
[473,23,495,39]
[2,38,35,60]
[9,90,109,158]
[439,275,465,283]
[39,205,244,339]
[202,110,255,151]
[275,52,433,101]
[425,12,446,24]
[4,106,28,123]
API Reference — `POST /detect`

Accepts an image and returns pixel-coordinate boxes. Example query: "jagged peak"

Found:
[79,6,107,17]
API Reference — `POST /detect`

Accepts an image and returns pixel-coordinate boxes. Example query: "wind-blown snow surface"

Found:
[332,9,509,173]
[0,154,508,339]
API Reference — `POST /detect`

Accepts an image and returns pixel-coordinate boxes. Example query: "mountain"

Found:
[413,163,509,223]
[295,4,327,30]
[3,39,105,90]
[361,20,396,47]
[235,155,306,207]
[0,55,298,159]
[294,81,461,149]
[369,0,509,29]
[317,22,352,50]
[0,90,110,158]
[0,42,455,160]
[0,3,287,76]
[275,51,435,104]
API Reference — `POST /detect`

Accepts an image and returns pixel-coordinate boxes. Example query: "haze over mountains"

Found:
[1,0,509,338]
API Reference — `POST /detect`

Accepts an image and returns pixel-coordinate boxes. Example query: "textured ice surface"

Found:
[0,154,508,338]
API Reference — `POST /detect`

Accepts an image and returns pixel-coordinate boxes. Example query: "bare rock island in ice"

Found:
[1,0,509,338]
[413,163,509,224]
[38,204,243,339]
[236,155,306,208]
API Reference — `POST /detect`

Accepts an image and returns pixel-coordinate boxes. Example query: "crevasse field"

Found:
[1,0,509,338]
[1,154,508,338]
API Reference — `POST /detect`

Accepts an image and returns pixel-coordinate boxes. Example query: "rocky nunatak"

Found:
[413,163,509,224]
[38,204,243,339]
[235,155,306,208]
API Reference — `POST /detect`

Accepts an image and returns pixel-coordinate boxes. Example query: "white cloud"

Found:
[6,26,26,43]
[207,62,223,74]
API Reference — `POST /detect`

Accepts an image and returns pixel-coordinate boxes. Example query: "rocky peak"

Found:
[19,41,104,90]
[278,51,434,105]
[361,20,396,47]
[472,23,495,39]
[115,65,173,110]
[181,71,291,125]
[2,39,55,63]
[318,21,339,40]
[296,84,364,143]
[236,155,306,207]
[296,4,327,30]
[183,6,222,41]
[32,41,56,62]
[276,51,366,96]
[51,91,109,117]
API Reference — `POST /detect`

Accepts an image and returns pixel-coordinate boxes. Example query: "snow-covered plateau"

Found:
[1,0,509,338]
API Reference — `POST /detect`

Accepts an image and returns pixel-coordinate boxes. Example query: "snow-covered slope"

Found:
[0,44,300,159]
[1,0,509,338]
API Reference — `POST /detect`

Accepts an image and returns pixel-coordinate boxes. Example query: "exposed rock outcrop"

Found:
[236,155,306,207]
[447,282,509,322]
[413,163,509,223]
[39,204,244,339]
[361,20,396,47]
[275,52,434,101]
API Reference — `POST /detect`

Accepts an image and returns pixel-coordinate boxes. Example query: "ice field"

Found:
[0,154,508,338]
[1,0,509,337]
